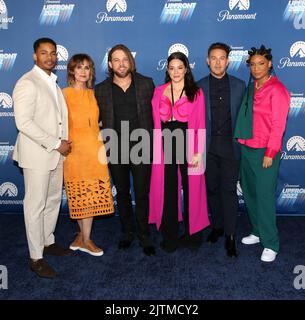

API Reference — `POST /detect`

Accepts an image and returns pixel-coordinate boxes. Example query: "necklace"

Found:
[170,82,184,106]
[256,75,272,90]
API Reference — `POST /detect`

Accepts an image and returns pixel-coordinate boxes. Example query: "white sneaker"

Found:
[241,234,260,245]
[261,248,277,262]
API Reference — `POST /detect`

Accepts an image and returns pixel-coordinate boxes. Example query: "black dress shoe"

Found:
[43,243,72,256]
[30,259,57,279]
[143,246,156,256]
[225,235,238,257]
[118,239,132,249]
[206,228,224,244]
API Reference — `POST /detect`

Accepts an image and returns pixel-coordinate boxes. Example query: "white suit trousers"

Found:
[23,160,63,260]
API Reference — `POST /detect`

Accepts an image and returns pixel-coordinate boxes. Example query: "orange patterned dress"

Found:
[63,87,114,219]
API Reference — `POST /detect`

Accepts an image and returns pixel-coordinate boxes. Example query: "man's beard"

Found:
[113,68,131,78]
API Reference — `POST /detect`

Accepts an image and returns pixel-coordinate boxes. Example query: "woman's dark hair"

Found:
[246,44,273,65]
[67,53,96,88]
[244,45,273,115]
[165,51,199,102]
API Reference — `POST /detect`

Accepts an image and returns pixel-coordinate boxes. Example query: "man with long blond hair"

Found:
[95,44,155,256]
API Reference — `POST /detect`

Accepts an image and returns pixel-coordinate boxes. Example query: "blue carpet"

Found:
[0,213,305,300]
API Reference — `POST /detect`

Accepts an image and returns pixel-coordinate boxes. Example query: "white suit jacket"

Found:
[12,66,68,171]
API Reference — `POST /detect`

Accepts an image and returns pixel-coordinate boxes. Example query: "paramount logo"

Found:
[217,0,257,22]
[54,44,68,71]
[278,41,305,69]
[281,135,305,160]
[96,0,134,23]
[0,0,14,29]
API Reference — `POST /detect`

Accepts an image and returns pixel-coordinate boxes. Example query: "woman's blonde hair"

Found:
[67,53,96,88]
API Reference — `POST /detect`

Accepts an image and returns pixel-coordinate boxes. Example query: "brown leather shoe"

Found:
[69,232,83,251]
[43,243,72,256]
[30,259,57,279]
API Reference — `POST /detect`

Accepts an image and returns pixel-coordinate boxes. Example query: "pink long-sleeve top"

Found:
[238,76,290,159]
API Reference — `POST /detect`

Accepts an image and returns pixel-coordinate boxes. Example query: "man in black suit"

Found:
[95,44,155,256]
[197,42,245,257]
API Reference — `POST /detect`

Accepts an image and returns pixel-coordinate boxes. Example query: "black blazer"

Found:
[197,74,246,159]
[95,72,154,133]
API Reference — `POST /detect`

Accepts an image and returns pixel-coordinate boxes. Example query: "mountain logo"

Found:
[168,43,189,57]
[290,41,305,58]
[229,0,250,10]
[0,92,12,109]
[0,0,7,14]
[56,45,69,62]
[287,136,305,152]
[106,0,127,13]
[0,182,18,197]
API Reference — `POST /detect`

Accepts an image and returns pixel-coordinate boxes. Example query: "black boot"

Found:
[225,235,238,257]
[206,228,224,244]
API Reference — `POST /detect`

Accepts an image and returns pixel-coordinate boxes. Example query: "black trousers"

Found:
[205,142,240,236]
[160,121,201,249]
[109,142,152,247]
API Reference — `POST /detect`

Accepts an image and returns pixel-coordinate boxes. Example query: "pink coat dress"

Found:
[149,83,210,235]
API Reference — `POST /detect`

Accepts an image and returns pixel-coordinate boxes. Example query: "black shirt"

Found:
[209,73,234,158]
[112,79,139,133]
[209,73,232,137]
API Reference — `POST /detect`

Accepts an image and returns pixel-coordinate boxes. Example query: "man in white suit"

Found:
[13,38,71,278]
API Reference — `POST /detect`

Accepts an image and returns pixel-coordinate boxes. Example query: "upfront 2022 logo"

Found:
[39,0,75,26]
[278,183,305,208]
[284,0,305,29]
[0,141,14,164]
[0,0,14,30]
[217,0,257,22]
[96,0,134,23]
[278,41,305,69]
[289,92,305,117]
[160,0,197,24]
[228,46,248,71]
[0,49,17,71]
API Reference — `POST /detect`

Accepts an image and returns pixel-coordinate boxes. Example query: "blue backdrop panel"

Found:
[1,0,305,214]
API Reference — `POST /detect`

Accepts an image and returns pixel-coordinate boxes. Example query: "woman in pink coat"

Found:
[149,52,209,252]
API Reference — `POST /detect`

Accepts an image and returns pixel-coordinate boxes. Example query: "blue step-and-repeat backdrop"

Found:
[0,0,305,214]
